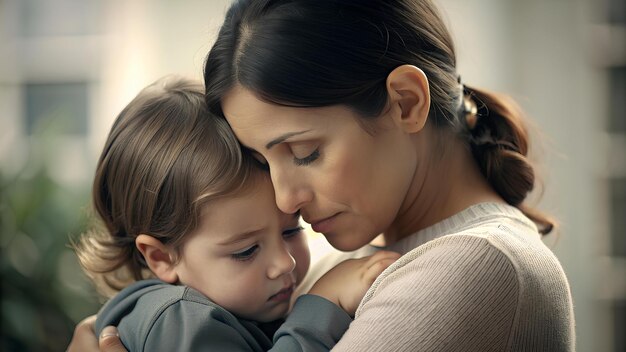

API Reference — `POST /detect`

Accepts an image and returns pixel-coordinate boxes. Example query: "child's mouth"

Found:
[269,285,294,302]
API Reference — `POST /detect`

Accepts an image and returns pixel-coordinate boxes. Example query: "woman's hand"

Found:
[67,315,127,352]
[308,250,401,316]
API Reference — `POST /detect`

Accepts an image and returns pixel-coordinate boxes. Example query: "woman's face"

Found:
[222,86,419,251]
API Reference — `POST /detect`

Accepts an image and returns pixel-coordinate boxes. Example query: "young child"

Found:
[74,76,399,351]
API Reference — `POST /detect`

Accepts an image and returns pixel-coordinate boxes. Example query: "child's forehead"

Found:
[195,168,271,205]
[213,172,273,204]
[197,180,287,224]
[188,191,300,247]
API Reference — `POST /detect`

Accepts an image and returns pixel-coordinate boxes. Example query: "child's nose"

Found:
[267,244,296,280]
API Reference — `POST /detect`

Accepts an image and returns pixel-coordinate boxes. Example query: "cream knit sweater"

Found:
[297,203,575,351]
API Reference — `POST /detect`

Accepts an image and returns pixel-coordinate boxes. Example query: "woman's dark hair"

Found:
[204,0,554,234]
[74,76,256,297]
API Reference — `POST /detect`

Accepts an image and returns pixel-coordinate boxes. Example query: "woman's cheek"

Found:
[324,150,361,196]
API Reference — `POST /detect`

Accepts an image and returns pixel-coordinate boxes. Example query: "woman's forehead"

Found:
[224,87,356,125]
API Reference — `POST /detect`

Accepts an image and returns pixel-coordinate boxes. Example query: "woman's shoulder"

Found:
[358,220,574,337]
[362,230,522,302]
[384,218,567,289]
[351,220,575,351]
[394,202,563,282]
[441,216,566,282]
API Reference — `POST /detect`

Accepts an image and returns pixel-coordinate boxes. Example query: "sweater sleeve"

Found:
[273,294,352,351]
[331,235,520,352]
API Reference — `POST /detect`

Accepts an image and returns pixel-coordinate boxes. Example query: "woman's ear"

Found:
[136,234,179,284]
[385,65,430,133]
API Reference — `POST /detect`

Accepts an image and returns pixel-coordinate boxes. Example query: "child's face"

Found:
[173,175,310,322]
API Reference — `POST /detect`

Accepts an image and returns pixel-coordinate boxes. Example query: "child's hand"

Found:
[308,250,401,316]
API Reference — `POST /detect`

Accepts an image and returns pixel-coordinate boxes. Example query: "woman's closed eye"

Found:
[231,245,259,261]
[290,142,320,166]
[293,149,320,166]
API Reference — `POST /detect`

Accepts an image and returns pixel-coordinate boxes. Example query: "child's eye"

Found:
[293,149,320,166]
[231,245,259,261]
[282,226,304,239]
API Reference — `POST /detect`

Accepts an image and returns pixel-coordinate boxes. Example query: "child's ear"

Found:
[136,234,179,284]
[385,64,430,133]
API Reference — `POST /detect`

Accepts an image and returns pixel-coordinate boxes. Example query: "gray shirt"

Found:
[95,279,351,351]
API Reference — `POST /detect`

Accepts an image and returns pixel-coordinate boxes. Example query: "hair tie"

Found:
[456,74,479,130]
[461,95,478,132]
[469,134,519,153]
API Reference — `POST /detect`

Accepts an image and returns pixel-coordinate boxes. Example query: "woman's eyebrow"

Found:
[265,130,311,150]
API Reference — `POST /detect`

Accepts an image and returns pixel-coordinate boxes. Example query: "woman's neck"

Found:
[382,135,503,245]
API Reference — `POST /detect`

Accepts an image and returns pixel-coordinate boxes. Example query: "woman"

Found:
[69,0,575,350]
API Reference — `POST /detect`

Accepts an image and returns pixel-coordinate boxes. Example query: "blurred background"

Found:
[0,0,624,351]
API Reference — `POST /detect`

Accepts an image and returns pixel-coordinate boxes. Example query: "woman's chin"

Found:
[324,231,377,252]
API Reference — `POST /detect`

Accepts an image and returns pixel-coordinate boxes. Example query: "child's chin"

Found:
[254,305,290,323]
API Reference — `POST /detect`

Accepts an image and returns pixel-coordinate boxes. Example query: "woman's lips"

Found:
[309,213,340,233]
[269,285,294,302]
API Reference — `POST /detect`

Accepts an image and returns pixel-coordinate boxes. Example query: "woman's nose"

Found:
[271,169,313,214]
[267,243,296,280]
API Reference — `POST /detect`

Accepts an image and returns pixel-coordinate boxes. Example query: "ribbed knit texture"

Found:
[299,202,575,351]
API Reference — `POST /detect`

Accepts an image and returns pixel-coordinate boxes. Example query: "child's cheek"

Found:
[291,237,311,285]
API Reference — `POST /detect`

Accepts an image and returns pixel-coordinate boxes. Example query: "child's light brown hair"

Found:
[75,76,255,297]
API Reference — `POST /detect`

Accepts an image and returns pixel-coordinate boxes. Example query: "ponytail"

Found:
[462,85,554,235]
